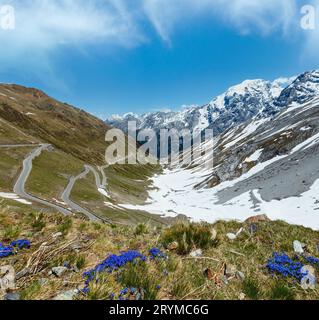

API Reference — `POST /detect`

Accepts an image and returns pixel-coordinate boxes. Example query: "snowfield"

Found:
[119,166,319,230]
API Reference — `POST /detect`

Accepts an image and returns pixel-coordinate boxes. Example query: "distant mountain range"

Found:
[113,70,319,229]
[106,70,319,136]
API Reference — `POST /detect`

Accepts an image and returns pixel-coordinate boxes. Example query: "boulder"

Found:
[4,292,20,301]
[226,233,237,241]
[245,214,270,224]
[51,266,68,278]
[0,266,16,291]
[53,289,79,301]
[293,240,304,254]
[190,249,203,258]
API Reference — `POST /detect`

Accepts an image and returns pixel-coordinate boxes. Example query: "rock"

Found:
[227,227,244,240]
[71,243,83,252]
[226,233,237,240]
[4,292,20,301]
[190,249,203,258]
[225,264,237,277]
[301,265,316,290]
[293,240,304,254]
[210,228,217,240]
[51,266,68,278]
[0,266,16,291]
[52,232,63,238]
[239,292,246,300]
[236,271,245,281]
[245,214,270,224]
[167,242,178,251]
[16,268,29,280]
[53,289,79,301]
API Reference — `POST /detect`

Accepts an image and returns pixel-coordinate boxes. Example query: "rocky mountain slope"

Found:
[118,71,319,230]
[0,84,111,164]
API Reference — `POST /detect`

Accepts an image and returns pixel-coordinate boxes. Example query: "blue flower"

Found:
[10,239,30,250]
[82,250,147,294]
[0,239,31,259]
[120,288,129,296]
[266,253,305,280]
[149,248,166,260]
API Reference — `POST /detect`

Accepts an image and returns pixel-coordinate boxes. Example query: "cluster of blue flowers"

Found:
[116,287,143,301]
[82,250,147,294]
[267,252,319,281]
[82,248,166,295]
[0,239,31,258]
[149,248,167,260]
[267,253,305,280]
[303,255,319,266]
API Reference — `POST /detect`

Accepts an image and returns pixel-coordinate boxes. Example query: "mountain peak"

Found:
[106,70,318,136]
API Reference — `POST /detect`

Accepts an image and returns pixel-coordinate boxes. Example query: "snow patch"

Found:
[0,192,32,205]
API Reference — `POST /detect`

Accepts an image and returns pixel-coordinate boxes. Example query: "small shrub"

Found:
[243,278,261,300]
[119,261,159,300]
[270,283,295,300]
[134,223,148,236]
[3,225,21,241]
[79,222,88,233]
[31,212,46,232]
[92,222,102,231]
[76,255,86,270]
[58,217,73,236]
[20,281,41,300]
[161,223,218,254]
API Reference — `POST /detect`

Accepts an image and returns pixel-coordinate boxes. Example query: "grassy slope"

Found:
[105,163,162,205]
[70,170,167,226]
[26,150,84,201]
[1,203,319,301]
[0,147,34,191]
[0,84,111,165]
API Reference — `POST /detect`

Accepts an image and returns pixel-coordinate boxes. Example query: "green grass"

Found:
[70,168,167,226]
[105,163,161,205]
[270,282,295,300]
[0,147,34,191]
[161,223,219,254]
[26,149,84,200]
[2,199,319,301]
[70,172,103,203]
[242,278,261,300]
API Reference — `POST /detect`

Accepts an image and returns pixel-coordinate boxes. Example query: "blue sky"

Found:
[0,0,318,118]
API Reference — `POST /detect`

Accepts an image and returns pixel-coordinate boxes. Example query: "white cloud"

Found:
[143,0,299,43]
[0,0,145,49]
[0,0,146,86]
[0,0,314,82]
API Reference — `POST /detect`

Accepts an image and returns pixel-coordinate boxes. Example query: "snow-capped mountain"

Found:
[119,90,319,229]
[106,74,302,135]
[115,69,319,229]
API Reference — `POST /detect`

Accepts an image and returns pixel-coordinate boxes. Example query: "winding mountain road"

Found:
[13,144,73,216]
[2,143,111,222]
[61,165,112,223]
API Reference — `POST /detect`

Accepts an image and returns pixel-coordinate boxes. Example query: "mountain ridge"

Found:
[106,72,319,137]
